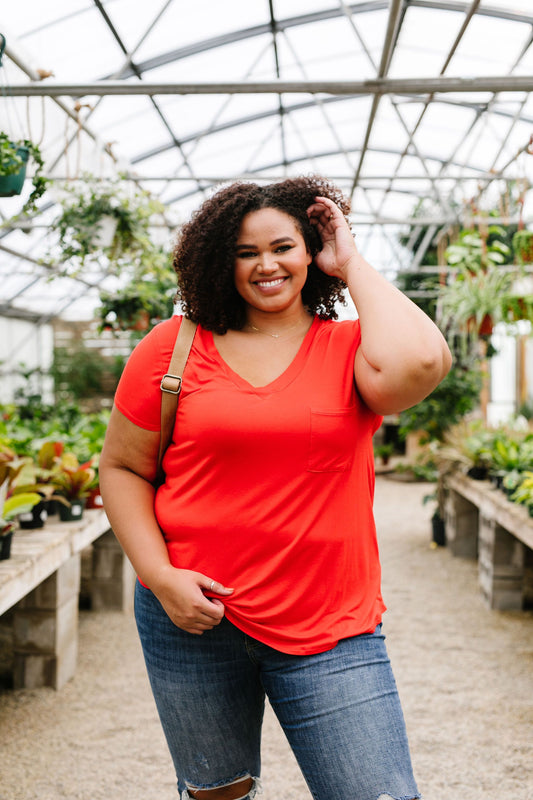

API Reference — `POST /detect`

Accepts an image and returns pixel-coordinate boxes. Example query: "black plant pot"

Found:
[431,513,446,547]
[58,498,86,522]
[18,500,48,529]
[0,530,14,560]
[45,499,59,516]
[467,466,488,480]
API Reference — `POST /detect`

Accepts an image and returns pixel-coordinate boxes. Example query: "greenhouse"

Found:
[1,3,533,799]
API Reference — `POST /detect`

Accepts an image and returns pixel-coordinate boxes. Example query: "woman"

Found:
[99,175,451,800]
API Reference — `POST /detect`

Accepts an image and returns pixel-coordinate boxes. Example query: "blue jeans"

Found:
[135,581,420,800]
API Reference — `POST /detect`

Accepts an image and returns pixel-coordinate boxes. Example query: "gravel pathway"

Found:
[0,477,532,800]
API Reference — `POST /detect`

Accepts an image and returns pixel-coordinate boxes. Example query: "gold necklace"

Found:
[247,319,306,339]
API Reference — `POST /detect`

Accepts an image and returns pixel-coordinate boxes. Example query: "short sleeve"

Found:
[114,316,182,431]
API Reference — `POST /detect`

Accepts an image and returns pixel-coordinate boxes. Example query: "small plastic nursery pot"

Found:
[0,144,29,197]
[0,530,14,560]
[58,498,86,522]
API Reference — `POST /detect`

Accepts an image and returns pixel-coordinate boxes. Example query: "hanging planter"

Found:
[97,262,176,335]
[52,176,166,273]
[0,143,29,197]
[0,132,48,213]
[475,313,494,337]
[512,230,533,266]
[92,214,119,248]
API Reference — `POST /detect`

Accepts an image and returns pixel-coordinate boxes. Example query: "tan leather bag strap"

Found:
[157,317,197,480]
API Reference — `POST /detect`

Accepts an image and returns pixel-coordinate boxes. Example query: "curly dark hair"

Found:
[172,175,351,334]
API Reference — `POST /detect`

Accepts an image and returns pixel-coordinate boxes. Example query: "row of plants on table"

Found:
[393,196,533,544]
[0,400,109,559]
[403,417,533,547]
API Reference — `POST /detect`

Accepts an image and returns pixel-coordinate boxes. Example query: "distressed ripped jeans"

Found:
[135,581,421,800]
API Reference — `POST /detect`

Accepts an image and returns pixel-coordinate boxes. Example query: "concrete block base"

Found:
[12,555,80,689]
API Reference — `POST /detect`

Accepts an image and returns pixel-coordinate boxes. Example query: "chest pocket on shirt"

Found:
[307,407,357,472]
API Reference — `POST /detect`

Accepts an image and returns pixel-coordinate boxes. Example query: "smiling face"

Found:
[234,207,312,318]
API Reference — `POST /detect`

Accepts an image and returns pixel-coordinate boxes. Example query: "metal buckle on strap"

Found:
[160,374,182,395]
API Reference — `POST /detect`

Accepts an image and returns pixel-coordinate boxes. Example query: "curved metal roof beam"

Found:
[104,1,533,80]
[90,0,202,193]
[128,93,533,166]
[161,142,497,207]
[104,2,389,80]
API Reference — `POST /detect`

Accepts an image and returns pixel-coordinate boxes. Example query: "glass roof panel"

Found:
[390,7,466,77]
[447,14,532,77]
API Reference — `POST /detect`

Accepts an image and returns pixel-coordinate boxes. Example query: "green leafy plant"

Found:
[435,225,533,340]
[432,419,495,477]
[0,131,48,215]
[51,176,166,273]
[374,442,394,465]
[512,229,533,266]
[51,450,96,501]
[485,430,533,475]
[510,470,533,515]
[97,257,176,335]
[50,345,124,407]
[0,444,41,535]
[433,227,519,341]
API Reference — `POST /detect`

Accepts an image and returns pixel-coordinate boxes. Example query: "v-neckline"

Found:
[205,316,319,394]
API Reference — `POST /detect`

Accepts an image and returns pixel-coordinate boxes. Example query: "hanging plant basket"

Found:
[92,215,119,249]
[512,230,533,266]
[477,313,494,337]
[0,132,47,213]
[0,144,29,197]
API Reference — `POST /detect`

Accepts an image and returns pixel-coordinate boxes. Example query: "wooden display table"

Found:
[0,510,134,689]
[445,473,533,611]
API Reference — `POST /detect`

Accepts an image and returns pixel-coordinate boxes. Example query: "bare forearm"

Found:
[99,465,171,589]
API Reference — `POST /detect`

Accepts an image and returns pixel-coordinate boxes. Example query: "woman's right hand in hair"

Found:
[153,565,234,634]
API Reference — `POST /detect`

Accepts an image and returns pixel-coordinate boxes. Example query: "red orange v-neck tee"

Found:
[114,315,385,654]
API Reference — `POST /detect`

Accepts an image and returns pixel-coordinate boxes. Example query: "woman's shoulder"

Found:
[314,315,360,343]
[129,314,182,360]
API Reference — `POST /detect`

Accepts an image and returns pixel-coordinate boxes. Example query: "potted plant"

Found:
[436,227,512,340]
[0,445,41,558]
[51,451,96,521]
[374,442,394,466]
[512,229,533,266]
[437,264,513,340]
[433,419,494,480]
[0,131,48,214]
[51,176,166,273]
[97,271,175,333]
[509,470,533,516]
[483,429,533,489]
[13,441,70,527]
